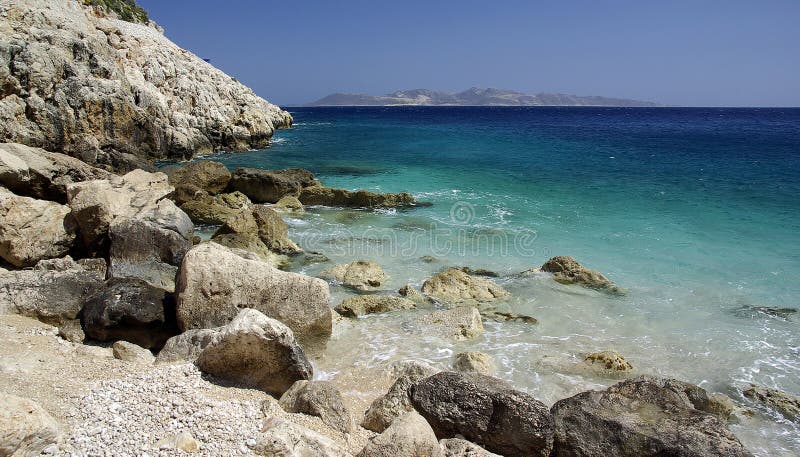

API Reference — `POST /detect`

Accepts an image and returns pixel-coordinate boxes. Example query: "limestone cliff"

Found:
[0,0,292,170]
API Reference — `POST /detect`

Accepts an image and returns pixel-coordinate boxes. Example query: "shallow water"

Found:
[200,107,799,455]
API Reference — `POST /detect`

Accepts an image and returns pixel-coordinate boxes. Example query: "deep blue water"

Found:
[200,107,800,454]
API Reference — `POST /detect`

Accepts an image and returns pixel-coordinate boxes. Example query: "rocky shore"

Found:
[0,1,797,456]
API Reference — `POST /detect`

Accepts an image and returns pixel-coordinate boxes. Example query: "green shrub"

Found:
[84,0,149,24]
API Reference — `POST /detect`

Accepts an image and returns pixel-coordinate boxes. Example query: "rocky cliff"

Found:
[0,0,292,170]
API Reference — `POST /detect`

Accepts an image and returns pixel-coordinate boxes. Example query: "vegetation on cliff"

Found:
[84,0,148,24]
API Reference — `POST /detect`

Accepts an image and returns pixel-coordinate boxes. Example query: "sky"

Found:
[137,0,800,107]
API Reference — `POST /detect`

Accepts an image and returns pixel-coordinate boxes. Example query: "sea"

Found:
[194,106,800,455]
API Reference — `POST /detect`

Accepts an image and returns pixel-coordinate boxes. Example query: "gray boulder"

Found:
[112,340,155,364]
[362,374,424,433]
[0,189,77,267]
[196,308,313,396]
[279,380,353,433]
[229,167,319,203]
[321,261,388,292]
[155,328,218,365]
[175,242,331,345]
[410,371,554,457]
[335,295,416,317]
[82,278,178,350]
[254,417,352,457]
[166,160,231,195]
[440,439,501,457]
[550,376,753,457]
[421,268,508,303]
[0,393,61,457]
[209,233,288,268]
[358,410,441,457]
[0,143,110,202]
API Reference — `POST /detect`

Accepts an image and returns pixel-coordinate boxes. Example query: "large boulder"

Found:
[213,205,301,255]
[743,384,800,421]
[335,295,416,317]
[279,380,353,433]
[358,411,440,457]
[410,371,554,457]
[0,393,61,457]
[82,278,178,350]
[362,370,432,433]
[175,242,331,344]
[254,417,352,457]
[538,256,621,293]
[299,186,418,209]
[0,261,104,325]
[320,261,388,292]
[209,233,288,268]
[228,167,319,203]
[414,307,484,341]
[550,376,753,457]
[166,160,231,195]
[421,268,508,303]
[66,169,183,254]
[196,308,313,396]
[0,189,77,267]
[0,143,110,202]
[155,328,218,365]
[178,190,251,225]
[0,1,292,167]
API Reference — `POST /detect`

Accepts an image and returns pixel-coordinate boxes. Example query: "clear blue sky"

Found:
[138,0,800,107]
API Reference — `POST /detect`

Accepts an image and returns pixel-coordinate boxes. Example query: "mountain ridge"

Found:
[307,87,661,107]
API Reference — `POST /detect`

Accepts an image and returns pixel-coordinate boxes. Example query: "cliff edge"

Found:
[0,0,292,170]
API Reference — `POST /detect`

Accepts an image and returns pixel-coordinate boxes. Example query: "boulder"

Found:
[209,233,288,268]
[179,190,251,225]
[414,307,484,341]
[440,439,501,457]
[398,284,431,304]
[357,411,440,457]
[108,205,193,292]
[385,360,440,380]
[362,374,424,433]
[112,341,155,364]
[229,167,319,203]
[0,189,77,267]
[453,352,495,375]
[320,261,388,292]
[166,160,231,195]
[66,169,183,255]
[0,263,104,326]
[743,384,800,421]
[0,393,61,457]
[213,205,301,254]
[550,376,754,457]
[33,256,106,275]
[175,242,331,344]
[410,372,554,457]
[0,143,111,202]
[421,269,508,303]
[82,278,178,350]
[0,1,292,166]
[538,256,621,293]
[196,308,312,396]
[254,417,352,457]
[279,380,353,433]
[480,311,538,324]
[57,319,85,343]
[536,350,637,380]
[335,296,416,317]
[299,186,418,209]
[155,328,218,365]
[274,195,305,212]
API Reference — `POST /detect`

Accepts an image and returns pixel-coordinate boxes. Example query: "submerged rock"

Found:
[743,384,800,421]
[731,305,797,320]
[82,277,178,350]
[537,256,621,293]
[166,160,231,195]
[480,310,538,324]
[453,352,496,375]
[410,371,554,457]
[254,417,351,457]
[0,189,77,267]
[398,284,431,304]
[537,350,636,380]
[357,411,441,457]
[414,307,484,341]
[421,268,508,303]
[0,143,111,202]
[321,261,388,292]
[175,242,331,344]
[229,167,319,203]
[0,393,62,457]
[0,1,292,167]
[550,376,753,457]
[299,186,419,208]
[335,295,416,317]
[279,380,353,433]
[196,308,313,396]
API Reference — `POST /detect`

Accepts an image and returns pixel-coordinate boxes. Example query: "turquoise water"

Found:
[203,107,799,455]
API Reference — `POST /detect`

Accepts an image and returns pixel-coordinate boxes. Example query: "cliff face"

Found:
[0,0,292,169]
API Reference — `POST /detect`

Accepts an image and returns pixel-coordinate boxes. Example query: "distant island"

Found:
[306,87,662,107]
